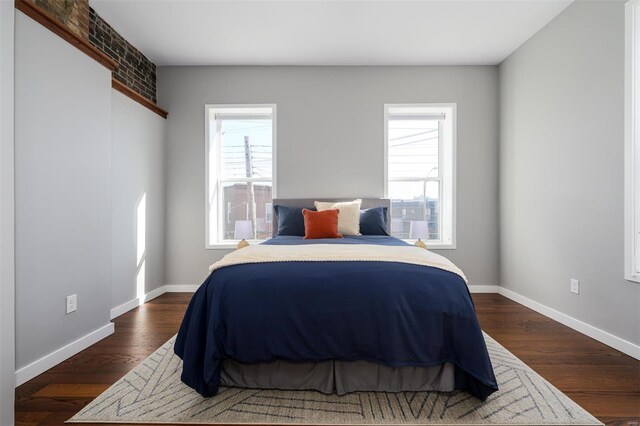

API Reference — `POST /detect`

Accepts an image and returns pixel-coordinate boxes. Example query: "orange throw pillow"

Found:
[302,208,343,239]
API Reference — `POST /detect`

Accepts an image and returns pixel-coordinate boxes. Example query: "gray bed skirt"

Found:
[221,359,455,395]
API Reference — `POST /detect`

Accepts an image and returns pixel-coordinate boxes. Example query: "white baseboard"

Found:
[15,322,114,386]
[158,284,501,294]
[112,282,640,360]
[165,284,200,292]
[164,284,499,294]
[19,282,635,389]
[110,285,199,321]
[110,298,140,320]
[498,287,640,360]
[110,286,166,320]
[467,285,499,293]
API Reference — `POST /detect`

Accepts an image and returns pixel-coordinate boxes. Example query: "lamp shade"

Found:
[391,219,404,234]
[409,220,429,239]
[234,220,254,240]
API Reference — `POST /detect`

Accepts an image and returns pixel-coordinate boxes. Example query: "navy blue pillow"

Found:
[359,207,389,235]
[274,205,315,236]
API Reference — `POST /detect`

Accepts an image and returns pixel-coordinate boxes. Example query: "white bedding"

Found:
[209,244,468,283]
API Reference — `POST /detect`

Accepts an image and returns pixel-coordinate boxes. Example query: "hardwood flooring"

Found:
[14,293,640,426]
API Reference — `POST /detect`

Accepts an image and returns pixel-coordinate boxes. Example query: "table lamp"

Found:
[409,220,429,249]
[391,218,404,235]
[234,220,253,249]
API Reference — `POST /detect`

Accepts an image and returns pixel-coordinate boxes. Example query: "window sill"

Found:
[207,240,456,250]
[625,274,640,284]
[402,239,456,250]
[206,240,268,250]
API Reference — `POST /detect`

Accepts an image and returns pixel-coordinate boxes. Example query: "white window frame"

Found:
[204,104,277,249]
[383,103,457,249]
[625,0,640,282]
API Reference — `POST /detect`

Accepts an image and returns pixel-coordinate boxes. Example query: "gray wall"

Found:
[158,66,500,287]
[15,11,113,369]
[499,0,640,345]
[111,91,166,310]
[0,1,15,423]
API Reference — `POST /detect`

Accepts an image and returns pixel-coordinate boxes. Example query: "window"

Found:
[206,105,276,247]
[626,1,640,282]
[384,104,455,248]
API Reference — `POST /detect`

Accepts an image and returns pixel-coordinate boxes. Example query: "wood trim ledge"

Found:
[15,0,167,118]
[15,0,117,71]
[112,79,168,119]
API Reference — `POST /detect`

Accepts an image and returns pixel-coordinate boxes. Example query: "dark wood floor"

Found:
[15,293,640,426]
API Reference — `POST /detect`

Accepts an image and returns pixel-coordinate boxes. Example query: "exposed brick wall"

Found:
[25,0,158,104]
[31,0,90,40]
[89,8,157,103]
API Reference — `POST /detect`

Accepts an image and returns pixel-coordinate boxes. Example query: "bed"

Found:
[175,198,498,400]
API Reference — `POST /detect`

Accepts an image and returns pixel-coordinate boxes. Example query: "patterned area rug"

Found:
[68,333,601,425]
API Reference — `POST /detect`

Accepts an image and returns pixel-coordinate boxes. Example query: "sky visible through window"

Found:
[388,118,439,200]
[220,119,272,179]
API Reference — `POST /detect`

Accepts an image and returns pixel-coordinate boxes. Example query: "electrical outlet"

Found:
[66,294,77,314]
[570,279,580,295]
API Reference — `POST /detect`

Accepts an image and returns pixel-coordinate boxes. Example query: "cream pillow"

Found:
[314,199,362,235]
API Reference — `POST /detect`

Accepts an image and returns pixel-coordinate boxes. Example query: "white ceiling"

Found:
[91,0,573,66]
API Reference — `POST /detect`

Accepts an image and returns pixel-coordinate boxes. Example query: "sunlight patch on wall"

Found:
[136,193,146,299]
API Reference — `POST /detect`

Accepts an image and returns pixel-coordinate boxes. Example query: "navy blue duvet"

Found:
[175,236,498,400]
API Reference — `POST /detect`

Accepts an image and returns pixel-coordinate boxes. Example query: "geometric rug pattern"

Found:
[68,333,602,425]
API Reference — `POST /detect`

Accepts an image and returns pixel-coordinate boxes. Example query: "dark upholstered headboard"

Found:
[271,198,391,236]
